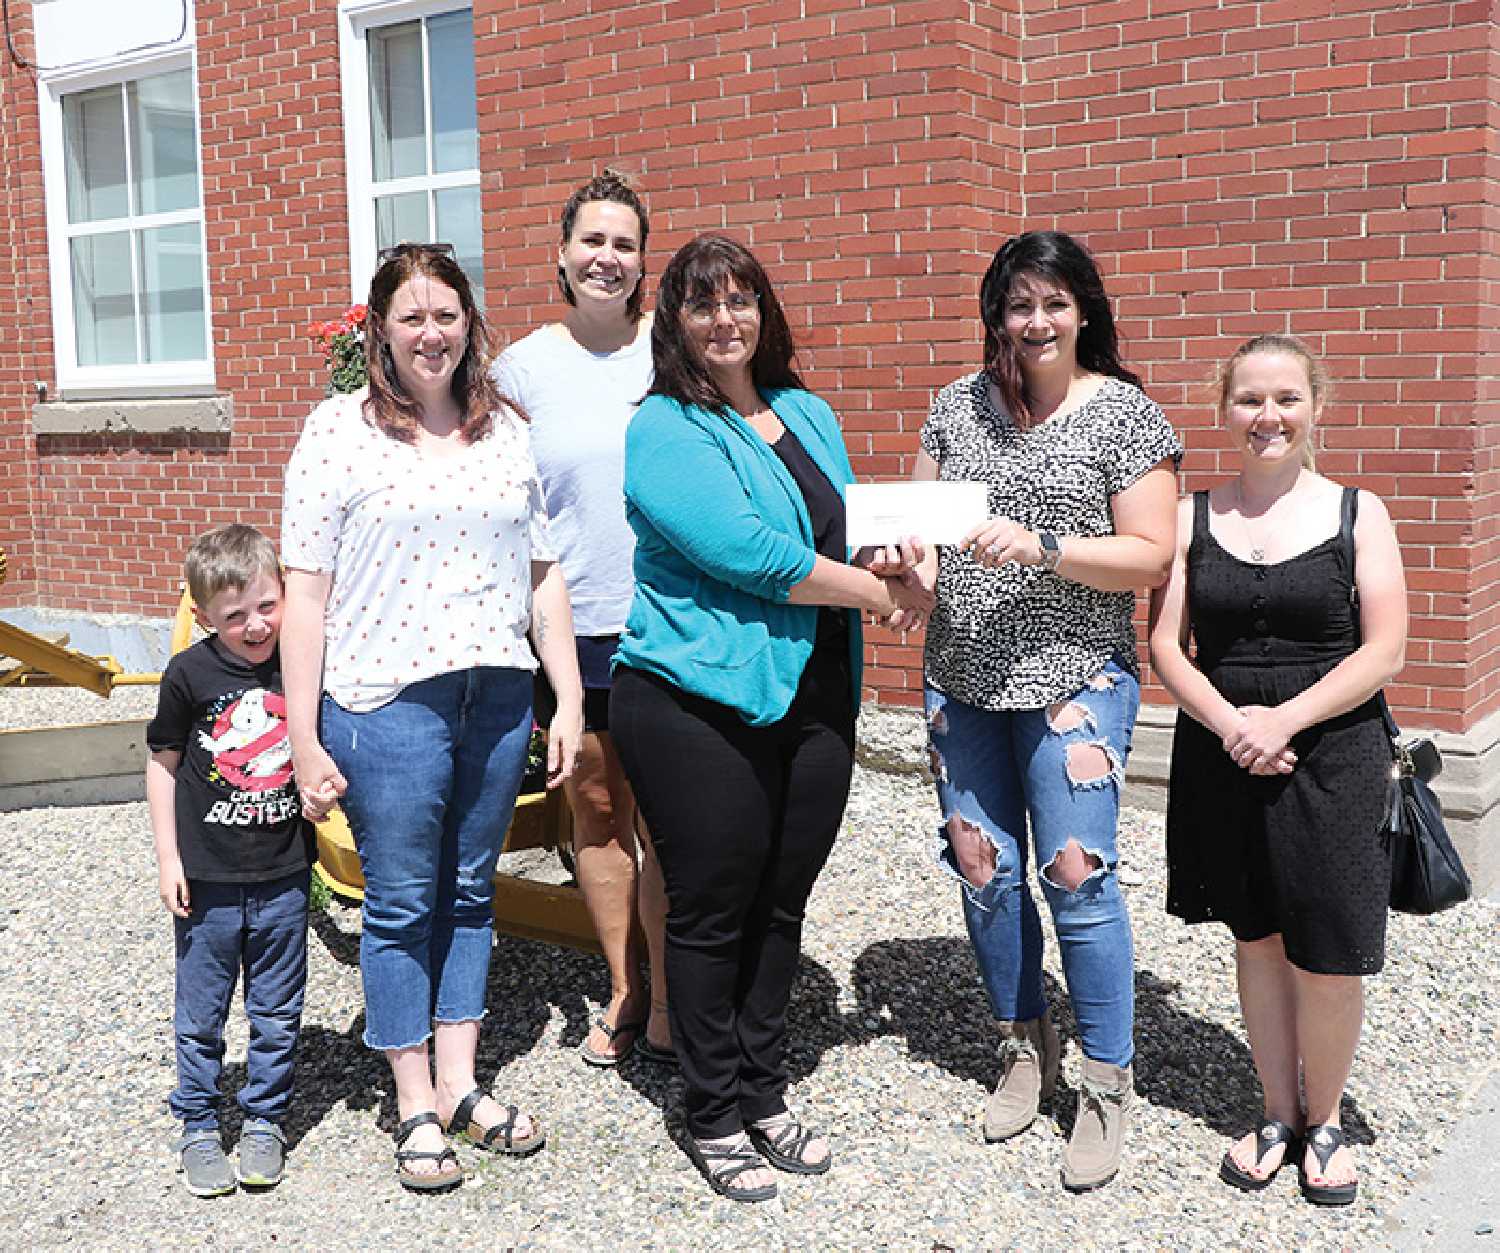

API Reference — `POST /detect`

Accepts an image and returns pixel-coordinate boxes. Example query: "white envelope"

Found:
[845,481,989,547]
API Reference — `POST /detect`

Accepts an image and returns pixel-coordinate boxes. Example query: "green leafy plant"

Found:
[309,867,332,914]
[309,304,368,394]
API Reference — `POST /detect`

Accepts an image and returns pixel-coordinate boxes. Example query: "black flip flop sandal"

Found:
[633,1036,677,1067]
[1219,1118,1299,1192]
[579,1016,645,1068]
[393,1111,463,1193]
[1300,1124,1358,1206]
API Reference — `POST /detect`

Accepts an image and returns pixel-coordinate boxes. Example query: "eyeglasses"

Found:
[377,241,456,265]
[682,292,760,324]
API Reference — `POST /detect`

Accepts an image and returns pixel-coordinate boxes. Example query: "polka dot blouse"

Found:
[281,391,555,712]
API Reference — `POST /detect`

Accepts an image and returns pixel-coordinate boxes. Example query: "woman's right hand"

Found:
[1219,709,1298,776]
[292,741,348,821]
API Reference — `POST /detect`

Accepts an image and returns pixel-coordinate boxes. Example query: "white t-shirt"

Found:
[492,322,650,636]
[281,390,554,712]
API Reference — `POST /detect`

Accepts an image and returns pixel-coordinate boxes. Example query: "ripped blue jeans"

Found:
[926,658,1138,1067]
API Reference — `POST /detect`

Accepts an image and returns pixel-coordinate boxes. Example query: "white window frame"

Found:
[339,0,480,304]
[37,47,215,397]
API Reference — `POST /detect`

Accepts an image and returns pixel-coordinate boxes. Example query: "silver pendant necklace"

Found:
[1235,479,1279,563]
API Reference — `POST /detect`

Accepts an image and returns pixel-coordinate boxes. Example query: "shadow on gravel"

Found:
[848,944,1375,1150]
[1130,967,1375,1147]
[208,1016,384,1151]
[850,937,1065,1086]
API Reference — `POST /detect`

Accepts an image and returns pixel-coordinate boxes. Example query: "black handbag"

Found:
[1336,487,1472,914]
[1380,700,1471,915]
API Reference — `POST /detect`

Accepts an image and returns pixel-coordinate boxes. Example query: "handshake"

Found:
[856,538,936,634]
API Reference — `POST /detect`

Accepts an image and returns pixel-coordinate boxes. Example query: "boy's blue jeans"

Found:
[170,871,309,1131]
[320,666,532,1051]
[925,658,1139,1068]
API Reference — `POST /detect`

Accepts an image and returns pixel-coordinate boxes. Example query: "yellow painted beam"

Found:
[0,620,120,697]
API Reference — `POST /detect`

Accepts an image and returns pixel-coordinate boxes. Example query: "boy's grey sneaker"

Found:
[175,1129,236,1198]
[236,1119,287,1187]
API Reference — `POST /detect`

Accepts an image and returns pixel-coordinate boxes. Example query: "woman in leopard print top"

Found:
[914,231,1181,1191]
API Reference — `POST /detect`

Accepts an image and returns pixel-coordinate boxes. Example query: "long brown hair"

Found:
[1216,334,1326,471]
[647,234,804,414]
[979,231,1140,426]
[362,245,507,443]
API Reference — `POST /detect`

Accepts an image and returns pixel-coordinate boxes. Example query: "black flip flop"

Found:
[579,1016,645,1068]
[633,1036,677,1067]
[1300,1124,1358,1206]
[1220,1119,1299,1192]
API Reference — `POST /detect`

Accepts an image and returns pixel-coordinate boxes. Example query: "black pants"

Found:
[610,652,855,1138]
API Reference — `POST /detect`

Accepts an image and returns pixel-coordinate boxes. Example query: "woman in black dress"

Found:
[1148,335,1407,1206]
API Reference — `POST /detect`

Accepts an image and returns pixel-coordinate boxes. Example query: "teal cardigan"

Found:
[614,386,863,726]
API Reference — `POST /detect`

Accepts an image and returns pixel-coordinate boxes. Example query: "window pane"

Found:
[71,231,137,366]
[375,191,430,254]
[428,10,476,175]
[435,186,482,298]
[62,85,128,223]
[139,222,206,363]
[128,70,200,216]
[369,21,425,181]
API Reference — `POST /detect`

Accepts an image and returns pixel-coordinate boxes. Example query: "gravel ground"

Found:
[2,700,1496,1250]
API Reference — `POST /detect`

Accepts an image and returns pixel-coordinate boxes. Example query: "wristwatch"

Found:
[1037,530,1063,573]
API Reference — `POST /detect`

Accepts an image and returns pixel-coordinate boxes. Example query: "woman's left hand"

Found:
[546,705,584,788]
[960,516,1041,569]
[1221,704,1299,774]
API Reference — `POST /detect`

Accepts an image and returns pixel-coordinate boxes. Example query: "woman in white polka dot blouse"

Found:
[280,244,584,1193]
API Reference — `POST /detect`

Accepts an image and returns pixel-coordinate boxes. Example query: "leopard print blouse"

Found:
[920,372,1183,711]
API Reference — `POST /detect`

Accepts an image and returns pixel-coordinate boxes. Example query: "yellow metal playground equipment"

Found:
[0,548,598,953]
[0,549,162,695]
[167,583,598,952]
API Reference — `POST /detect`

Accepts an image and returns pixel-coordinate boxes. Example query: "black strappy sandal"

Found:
[443,1087,546,1156]
[1219,1119,1300,1192]
[747,1115,832,1176]
[684,1134,779,1203]
[393,1111,463,1193]
[1300,1124,1358,1206]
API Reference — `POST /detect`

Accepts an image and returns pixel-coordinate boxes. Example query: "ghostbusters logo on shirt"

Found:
[197,687,293,793]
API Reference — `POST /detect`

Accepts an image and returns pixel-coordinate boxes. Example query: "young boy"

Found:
[147,525,312,1197]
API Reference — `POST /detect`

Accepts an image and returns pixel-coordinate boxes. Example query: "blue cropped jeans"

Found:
[925,658,1139,1068]
[320,666,533,1052]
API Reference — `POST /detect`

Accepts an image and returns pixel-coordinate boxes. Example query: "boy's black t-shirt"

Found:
[146,635,312,884]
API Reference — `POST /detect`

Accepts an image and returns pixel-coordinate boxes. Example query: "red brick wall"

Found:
[477,0,1025,710]
[0,4,46,608]
[3,0,1496,733]
[1018,0,1497,732]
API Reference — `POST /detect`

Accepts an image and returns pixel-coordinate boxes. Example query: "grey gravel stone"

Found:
[1,689,1496,1249]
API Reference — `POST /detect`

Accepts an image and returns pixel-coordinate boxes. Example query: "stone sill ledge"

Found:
[33,396,232,435]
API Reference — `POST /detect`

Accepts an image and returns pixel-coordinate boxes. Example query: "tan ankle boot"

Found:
[1061,1057,1133,1191]
[983,1015,1060,1142]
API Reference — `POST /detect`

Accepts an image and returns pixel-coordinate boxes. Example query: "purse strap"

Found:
[1337,485,1402,742]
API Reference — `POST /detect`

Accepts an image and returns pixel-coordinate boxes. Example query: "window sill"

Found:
[32,395,233,436]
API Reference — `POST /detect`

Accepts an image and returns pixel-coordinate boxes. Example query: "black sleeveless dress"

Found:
[1165,488,1391,975]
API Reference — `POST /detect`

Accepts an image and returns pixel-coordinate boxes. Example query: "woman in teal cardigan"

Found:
[611,234,930,1203]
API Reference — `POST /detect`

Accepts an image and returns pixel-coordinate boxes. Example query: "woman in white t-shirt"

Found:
[493,172,672,1068]
[281,244,583,1193]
